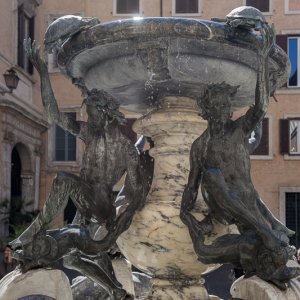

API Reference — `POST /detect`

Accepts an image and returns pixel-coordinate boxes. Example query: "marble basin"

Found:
[58,17,289,113]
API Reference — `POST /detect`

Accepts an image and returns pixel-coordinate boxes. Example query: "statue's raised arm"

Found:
[243,23,275,134]
[24,38,81,136]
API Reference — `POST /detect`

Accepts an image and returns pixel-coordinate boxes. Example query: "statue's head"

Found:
[83,89,125,125]
[198,82,239,122]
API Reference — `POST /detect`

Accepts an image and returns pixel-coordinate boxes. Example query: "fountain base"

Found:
[149,278,208,300]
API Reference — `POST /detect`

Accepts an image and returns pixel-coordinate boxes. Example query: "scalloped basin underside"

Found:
[58,18,289,113]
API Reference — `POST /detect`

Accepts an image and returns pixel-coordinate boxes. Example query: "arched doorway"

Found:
[11,147,22,201]
[10,146,23,235]
[9,143,34,236]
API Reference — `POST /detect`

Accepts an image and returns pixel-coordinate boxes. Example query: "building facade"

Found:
[0,0,299,248]
[0,0,47,237]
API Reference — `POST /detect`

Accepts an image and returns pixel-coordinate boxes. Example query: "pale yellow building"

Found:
[0,0,299,248]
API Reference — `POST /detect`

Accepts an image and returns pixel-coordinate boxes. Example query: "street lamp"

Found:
[0,68,20,95]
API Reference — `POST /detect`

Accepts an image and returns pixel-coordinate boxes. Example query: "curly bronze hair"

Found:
[84,89,125,124]
[197,82,239,119]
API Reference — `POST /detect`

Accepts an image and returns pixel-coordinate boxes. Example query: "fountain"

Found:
[1,6,299,300]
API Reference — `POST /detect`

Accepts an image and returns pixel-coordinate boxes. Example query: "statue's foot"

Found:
[10,222,41,250]
[278,266,300,282]
[11,231,54,270]
[269,266,300,290]
[13,249,43,273]
[270,279,287,290]
[272,222,295,237]
[9,237,23,250]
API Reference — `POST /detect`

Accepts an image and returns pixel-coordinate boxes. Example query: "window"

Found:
[285,0,300,14]
[251,118,270,156]
[18,5,34,74]
[174,0,199,14]
[115,0,140,15]
[120,118,137,143]
[285,192,300,248]
[245,0,270,13]
[288,37,300,87]
[280,118,300,155]
[55,113,77,161]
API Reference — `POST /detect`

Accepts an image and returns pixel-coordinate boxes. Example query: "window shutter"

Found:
[28,16,35,75]
[276,35,288,53]
[17,5,25,68]
[120,118,137,143]
[275,35,288,88]
[55,125,66,161]
[68,133,76,161]
[252,118,269,155]
[280,119,289,154]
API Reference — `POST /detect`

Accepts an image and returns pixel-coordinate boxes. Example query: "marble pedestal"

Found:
[117,96,236,299]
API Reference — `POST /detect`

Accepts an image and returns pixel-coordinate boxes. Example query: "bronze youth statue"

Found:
[10,39,153,300]
[180,23,300,289]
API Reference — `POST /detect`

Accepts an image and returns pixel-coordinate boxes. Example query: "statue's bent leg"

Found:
[181,210,244,265]
[14,225,120,272]
[63,252,129,300]
[202,168,285,250]
[52,224,115,255]
[51,227,125,290]
[10,172,93,249]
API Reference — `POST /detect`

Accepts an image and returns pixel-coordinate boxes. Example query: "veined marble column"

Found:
[117,96,236,299]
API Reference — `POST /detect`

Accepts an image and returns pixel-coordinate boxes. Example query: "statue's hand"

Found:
[258,23,275,58]
[181,187,197,212]
[24,38,47,74]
